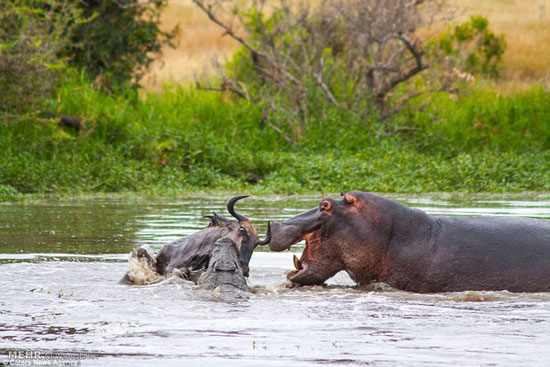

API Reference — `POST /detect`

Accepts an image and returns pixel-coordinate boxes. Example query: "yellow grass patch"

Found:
[142,0,550,93]
[141,0,239,91]
[449,0,550,93]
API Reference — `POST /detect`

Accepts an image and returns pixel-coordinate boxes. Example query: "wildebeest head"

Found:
[203,195,271,277]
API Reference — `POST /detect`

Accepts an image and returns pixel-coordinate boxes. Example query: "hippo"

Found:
[267,191,550,293]
[120,195,270,284]
[195,237,251,296]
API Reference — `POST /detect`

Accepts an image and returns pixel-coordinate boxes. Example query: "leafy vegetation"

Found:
[0,1,79,117]
[64,0,175,90]
[1,74,549,199]
[436,15,507,78]
[0,1,548,200]
[193,1,507,143]
[0,0,173,125]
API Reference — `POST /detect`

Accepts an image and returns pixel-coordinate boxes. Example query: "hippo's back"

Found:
[429,215,550,292]
[436,215,550,249]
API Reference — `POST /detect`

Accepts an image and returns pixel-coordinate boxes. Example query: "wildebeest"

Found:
[120,195,270,284]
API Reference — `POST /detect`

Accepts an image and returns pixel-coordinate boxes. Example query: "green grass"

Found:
[1,75,550,201]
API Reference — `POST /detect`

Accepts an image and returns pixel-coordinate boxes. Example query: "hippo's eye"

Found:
[320,200,331,211]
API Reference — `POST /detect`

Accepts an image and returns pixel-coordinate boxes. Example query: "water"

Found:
[1,194,550,366]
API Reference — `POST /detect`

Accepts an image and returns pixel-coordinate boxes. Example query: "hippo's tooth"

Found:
[293,255,302,270]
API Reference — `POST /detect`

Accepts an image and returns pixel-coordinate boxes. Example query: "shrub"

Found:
[64,0,175,90]
[0,1,79,117]
[192,1,506,142]
[436,15,506,79]
[0,184,19,201]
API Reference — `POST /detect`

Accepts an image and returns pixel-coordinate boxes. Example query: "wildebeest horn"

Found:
[227,195,249,222]
[256,222,271,247]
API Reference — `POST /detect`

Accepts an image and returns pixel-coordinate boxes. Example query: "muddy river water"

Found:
[1,194,550,366]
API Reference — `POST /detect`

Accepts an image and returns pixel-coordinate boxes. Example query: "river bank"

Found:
[1,77,549,201]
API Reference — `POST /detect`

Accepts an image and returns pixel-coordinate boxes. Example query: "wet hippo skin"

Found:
[268,191,550,293]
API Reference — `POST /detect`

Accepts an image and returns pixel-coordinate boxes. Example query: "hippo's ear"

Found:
[342,193,357,205]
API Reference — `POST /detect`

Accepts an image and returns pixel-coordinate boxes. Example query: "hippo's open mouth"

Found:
[286,253,310,282]
[282,232,344,286]
[284,234,328,285]
[268,211,343,285]
[275,231,311,280]
[286,252,327,285]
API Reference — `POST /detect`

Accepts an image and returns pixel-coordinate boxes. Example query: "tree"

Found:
[0,1,79,116]
[64,0,175,90]
[0,0,175,123]
[192,0,493,142]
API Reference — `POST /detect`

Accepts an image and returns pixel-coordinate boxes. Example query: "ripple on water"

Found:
[1,196,550,366]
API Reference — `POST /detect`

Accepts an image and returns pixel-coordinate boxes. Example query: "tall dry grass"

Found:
[142,0,550,93]
[449,0,550,93]
[141,0,238,90]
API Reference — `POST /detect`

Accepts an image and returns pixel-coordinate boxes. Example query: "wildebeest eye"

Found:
[238,227,248,236]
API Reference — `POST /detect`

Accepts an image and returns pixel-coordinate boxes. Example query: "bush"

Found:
[436,16,507,79]
[0,184,19,201]
[194,0,451,140]
[193,1,506,142]
[0,1,79,117]
[0,0,175,116]
[417,87,550,152]
[1,76,549,196]
[64,0,175,90]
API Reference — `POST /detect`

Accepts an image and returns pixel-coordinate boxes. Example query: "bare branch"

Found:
[366,66,400,74]
[313,67,339,106]
[266,121,293,143]
[297,32,339,106]
[191,0,300,85]
[195,81,245,99]
[384,87,457,119]
[377,33,428,98]
[191,0,260,56]
[191,0,457,140]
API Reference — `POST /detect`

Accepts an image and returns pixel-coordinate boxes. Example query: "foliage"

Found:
[1,76,549,199]
[63,0,175,90]
[193,0,458,142]
[0,1,80,117]
[193,1,507,143]
[0,184,20,201]
[416,87,550,152]
[436,15,506,78]
[0,0,173,124]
